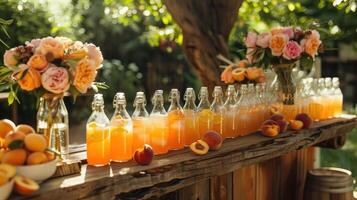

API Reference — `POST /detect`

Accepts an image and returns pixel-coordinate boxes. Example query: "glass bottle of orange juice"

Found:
[110,92,133,162]
[149,90,168,155]
[324,78,334,118]
[183,88,199,146]
[167,89,185,150]
[210,86,225,135]
[197,87,212,138]
[132,92,150,152]
[317,78,328,120]
[223,85,237,138]
[332,77,343,116]
[86,94,110,166]
[235,84,250,136]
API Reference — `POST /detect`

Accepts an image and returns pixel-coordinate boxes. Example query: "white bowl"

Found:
[16,158,58,183]
[0,178,14,200]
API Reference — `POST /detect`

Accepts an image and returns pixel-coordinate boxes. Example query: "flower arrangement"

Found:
[1,36,106,104]
[244,27,322,69]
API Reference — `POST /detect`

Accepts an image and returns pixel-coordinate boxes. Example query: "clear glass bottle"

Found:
[332,77,343,116]
[317,78,328,120]
[37,96,69,160]
[235,84,250,136]
[246,84,257,133]
[167,89,185,150]
[110,92,133,162]
[255,83,269,130]
[309,78,323,121]
[132,91,150,151]
[223,85,237,138]
[149,90,168,155]
[210,86,225,135]
[268,83,283,115]
[324,78,334,118]
[86,94,110,166]
[197,87,212,138]
[183,88,198,146]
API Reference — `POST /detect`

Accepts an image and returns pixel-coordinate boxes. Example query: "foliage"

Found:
[0,18,13,48]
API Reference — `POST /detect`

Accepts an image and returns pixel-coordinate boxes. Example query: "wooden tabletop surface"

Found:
[12,115,357,200]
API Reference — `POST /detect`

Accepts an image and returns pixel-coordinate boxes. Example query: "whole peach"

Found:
[134,144,154,165]
[276,119,288,133]
[261,120,280,137]
[295,113,312,129]
[270,114,285,122]
[202,131,223,150]
[289,120,304,131]
[4,131,26,148]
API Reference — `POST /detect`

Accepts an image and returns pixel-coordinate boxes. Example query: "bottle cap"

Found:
[184,88,196,101]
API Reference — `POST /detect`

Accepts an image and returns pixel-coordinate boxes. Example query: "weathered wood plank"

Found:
[12,116,357,200]
[233,165,257,200]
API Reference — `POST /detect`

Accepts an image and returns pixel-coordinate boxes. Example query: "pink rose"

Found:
[25,39,42,53]
[245,32,258,48]
[283,27,294,39]
[269,33,289,56]
[256,32,271,48]
[41,65,70,94]
[283,41,302,60]
[85,43,103,69]
[36,37,64,60]
[246,48,255,63]
[3,48,19,67]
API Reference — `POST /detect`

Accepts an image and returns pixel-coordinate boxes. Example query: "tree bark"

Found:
[165,0,244,89]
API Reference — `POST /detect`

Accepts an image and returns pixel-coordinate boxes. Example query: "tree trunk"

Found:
[165,0,244,89]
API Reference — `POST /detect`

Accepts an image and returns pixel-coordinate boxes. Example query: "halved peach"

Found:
[190,140,209,155]
[232,68,246,82]
[0,164,16,179]
[289,120,304,131]
[0,119,16,139]
[14,176,39,195]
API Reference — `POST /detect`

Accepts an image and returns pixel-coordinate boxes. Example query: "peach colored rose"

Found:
[64,41,88,60]
[269,33,288,56]
[271,28,284,35]
[41,65,70,94]
[245,32,258,48]
[13,64,41,91]
[36,37,64,60]
[27,54,48,71]
[283,41,302,60]
[55,37,73,48]
[220,65,235,84]
[301,30,321,58]
[256,32,271,48]
[3,48,19,67]
[73,59,97,93]
[85,43,103,69]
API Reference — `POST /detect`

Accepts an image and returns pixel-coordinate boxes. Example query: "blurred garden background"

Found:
[0,0,357,189]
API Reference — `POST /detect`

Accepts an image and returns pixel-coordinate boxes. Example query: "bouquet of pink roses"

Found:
[244,27,322,69]
[1,36,106,103]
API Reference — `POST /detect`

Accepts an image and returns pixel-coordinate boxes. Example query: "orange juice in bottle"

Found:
[183,88,199,146]
[332,77,343,116]
[132,92,150,152]
[110,93,133,162]
[223,85,237,138]
[149,90,168,155]
[210,86,225,135]
[167,89,185,150]
[197,87,212,138]
[86,94,110,166]
[235,84,250,136]
[317,78,328,120]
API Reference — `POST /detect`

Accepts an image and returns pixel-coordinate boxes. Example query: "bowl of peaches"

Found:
[0,119,58,183]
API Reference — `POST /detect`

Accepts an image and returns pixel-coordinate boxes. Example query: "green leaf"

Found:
[300,54,314,72]
[68,85,80,103]
[8,140,24,150]
[8,90,15,105]
[0,38,9,48]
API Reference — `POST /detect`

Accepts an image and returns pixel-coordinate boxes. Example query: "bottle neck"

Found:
[198,95,210,109]
[184,97,196,110]
[169,99,182,111]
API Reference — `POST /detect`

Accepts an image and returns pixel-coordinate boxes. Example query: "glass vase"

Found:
[272,63,297,105]
[37,94,69,160]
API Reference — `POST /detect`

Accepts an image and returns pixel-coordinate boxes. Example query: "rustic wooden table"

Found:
[12,115,357,200]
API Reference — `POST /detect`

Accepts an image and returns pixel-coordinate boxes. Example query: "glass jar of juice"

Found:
[183,88,199,146]
[167,89,185,150]
[149,90,168,155]
[210,86,225,135]
[235,84,250,136]
[86,94,110,166]
[332,77,343,116]
[110,92,133,162]
[197,87,212,138]
[223,85,237,138]
[132,92,150,152]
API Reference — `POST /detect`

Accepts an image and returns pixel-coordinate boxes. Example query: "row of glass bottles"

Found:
[293,77,343,121]
[86,78,343,166]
